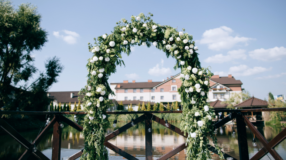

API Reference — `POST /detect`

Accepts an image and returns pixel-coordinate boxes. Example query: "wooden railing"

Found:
[0,108,286,160]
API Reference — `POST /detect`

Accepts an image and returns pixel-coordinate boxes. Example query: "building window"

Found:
[171,86,177,91]
[125,96,128,100]
[151,89,155,92]
[172,95,176,100]
[220,94,225,99]
[133,96,136,100]
[140,96,143,100]
[160,88,164,92]
[213,94,217,99]
[172,79,176,83]
[161,96,164,100]
[125,89,128,93]
[133,89,136,93]
[140,89,143,93]
[151,96,155,100]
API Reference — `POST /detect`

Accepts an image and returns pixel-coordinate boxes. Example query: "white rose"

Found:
[105,57,110,62]
[176,37,181,41]
[204,81,208,85]
[132,28,137,33]
[196,88,201,92]
[99,68,104,73]
[102,114,106,119]
[190,132,196,138]
[99,96,104,101]
[204,105,209,112]
[192,68,198,74]
[185,74,190,80]
[185,88,189,92]
[189,44,194,48]
[131,39,135,43]
[136,16,140,21]
[194,46,198,50]
[121,33,125,37]
[189,49,193,54]
[189,87,193,92]
[177,55,181,59]
[174,50,179,55]
[207,115,212,120]
[198,71,203,75]
[183,39,188,44]
[179,31,184,36]
[187,66,192,70]
[152,25,157,29]
[195,84,201,89]
[87,86,91,90]
[153,42,157,46]
[99,56,103,61]
[163,40,166,44]
[92,46,100,52]
[91,71,96,75]
[100,91,106,95]
[197,121,204,127]
[140,33,143,36]
[89,116,94,120]
[142,42,146,46]
[86,93,91,97]
[102,34,107,39]
[169,37,173,41]
[87,102,92,106]
[126,24,129,28]
[98,73,103,78]
[143,23,147,27]
[90,59,94,63]
[166,44,171,50]
[93,56,98,61]
[180,73,184,77]
[191,99,196,104]
[96,88,102,92]
[109,41,115,47]
[89,110,93,114]
[153,29,157,32]
[185,46,189,50]
[201,91,205,96]
[180,61,185,65]
[121,27,126,32]
[123,40,128,45]
[195,112,200,117]
[106,49,110,53]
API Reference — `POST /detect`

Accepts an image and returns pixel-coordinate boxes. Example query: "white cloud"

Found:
[249,46,286,61]
[214,65,271,77]
[125,73,139,80]
[53,30,79,44]
[205,49,247,63]
[199,26,253,51]
[148,59,172,76]
[256,72,286,79]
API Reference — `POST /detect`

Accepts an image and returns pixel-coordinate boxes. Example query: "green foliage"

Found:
[222,92,250,109]
[166,102,170,111]
[68,102,71,111]
[147,102,151,111]
[0,0,63,111]
[141,102,146,111]
[63,103,67,111]
[117,101,124,110]
[77,100,81,111]
[153,103,158,111]
[49,103,53,111]
[137,102,141,111]
[269,92,274,101]
[73,102,77,112]
[159,103,164,111]
[173,101,179,110]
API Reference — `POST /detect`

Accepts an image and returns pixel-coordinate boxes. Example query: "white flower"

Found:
[90,59,94,63]
[153,29,157,32]
[87,102,92,106]
[189,44,194,48]
[131,39,135,43]
[176,37,181,41]
[185,88,189,92]
[189,49,193,54]
[190,132,196,138]
[89,116,94,120]
[180,73,184,77]
[121,27,126,32]
[195,112,200,117]
[163,40,166,44]
[204,105,209,112]
[197,121,204,127]
[98,73,103,78]
[105,57,110,62]
[189,87,193,92]
[136,16,140,21]
[194,46,198,50]
[86,93,91,97]
[89,110,93,114]
[198,71,203,75]
[185,46,189,50]
[179,31,184,36]
[140,33,143,36]
[166,44,171,50]
[100,91,106,95]
[187,66,192,71]
[109,41,115,47]
[142,42,146,46]
[102,114,106,119]
[153,42,157,46]
[195,84,201,89]
[106,49,110,53]
[92,46,100,52]
[96,88,102,92]
[126,24,129,28]
[102,34,107,39]
[185,74,190,80]
[123,40,128,45]
[143,23,147,27]
[192,68,198,74]
[91,71,96,75]
[87,86,91,90]
[201,91,205,96]
[99,56,103,61]
[191,99,196,104]
[183,39,188,44]
[204,81,208,85]
[180,61,185,65]
[207,115,212,120]
[121,34,125,37]
[97,103,100,107]
[99,68,104,73]
[196,88,201,92]
[152,25,157,29]
[99,96,104,101]
[169,37,173,41]
[177,55,181,59]
[132,28,137,33]
[93,56,98,61]
[174,50,179,55]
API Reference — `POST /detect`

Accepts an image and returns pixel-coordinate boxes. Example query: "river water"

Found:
[0,121,286,160]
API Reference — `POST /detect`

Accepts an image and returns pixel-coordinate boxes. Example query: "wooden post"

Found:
[236,112,249,160]
[145,113,152,160]
[52,115,61,160]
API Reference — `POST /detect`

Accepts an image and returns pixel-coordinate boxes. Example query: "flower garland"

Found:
[80,13,223,160]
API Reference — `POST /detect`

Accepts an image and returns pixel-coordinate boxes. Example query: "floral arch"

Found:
[81,13,222,160]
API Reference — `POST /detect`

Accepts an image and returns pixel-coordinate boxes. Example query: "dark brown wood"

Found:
[236,113,249,160]
[104,141,138,160]
[105,114,146,141]
[207,145,237,160]
[59,115,83,131]
[52,116,62,160]
[158,143,186,160]
[243,115,283,160]
[145,113,152,160]
[68,149,83,160]
[214,112,236,129]
[33,116,57,145]
[19,149,32,160]
[251,128,286,160]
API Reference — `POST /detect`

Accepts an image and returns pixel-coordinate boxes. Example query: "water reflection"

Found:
[0,121,286,160]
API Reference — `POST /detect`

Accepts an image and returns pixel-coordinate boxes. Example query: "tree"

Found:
[73,102,77,111]
[49,102,53,111]
[173,101,179,110]
[222,92,251,109]
[63,103,67,111]
[166,103,170,111]
[58,102,62,111]
[117,101,124,110]
[77,100,81,111]
[68,102,71,111]
[137,102,141,111]
[147,102,151,111]
[0,1,63,111]
[159,103,164,111]
[141,102,146,111]
[269,92,274,101]
[153,103,158,111]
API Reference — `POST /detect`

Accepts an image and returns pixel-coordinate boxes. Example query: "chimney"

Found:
[123,80,128,83]
[70,93,74,98]
[211,75,219,78]
[132,80,136,83]
[148,80,152,83]
[228,74,232,78]
[117,84,121,88]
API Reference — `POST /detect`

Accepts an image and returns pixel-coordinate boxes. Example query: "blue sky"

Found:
[12,0,286,100]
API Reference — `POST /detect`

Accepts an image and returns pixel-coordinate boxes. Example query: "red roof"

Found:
[234,97,268,108]
[209,100,227,108]
[211,77,242,85]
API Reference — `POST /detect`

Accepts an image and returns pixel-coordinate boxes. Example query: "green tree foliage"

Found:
[63,103,67,111]
[117,101,124,110]
[269,92,274,101]
[159,103,164,111]
[153,103,158,111]
[49,103,53,111]
[58,102,62,111]
[173,101,179,110]
[73,102,77,111]
[68,102,71,111]
[141,102,146,111]
[166,102,170,111]
[77,100,81,111]
[222,92,251,109]
[147,102,151,111]
[137,102,141,111]
[0,1,63,111]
